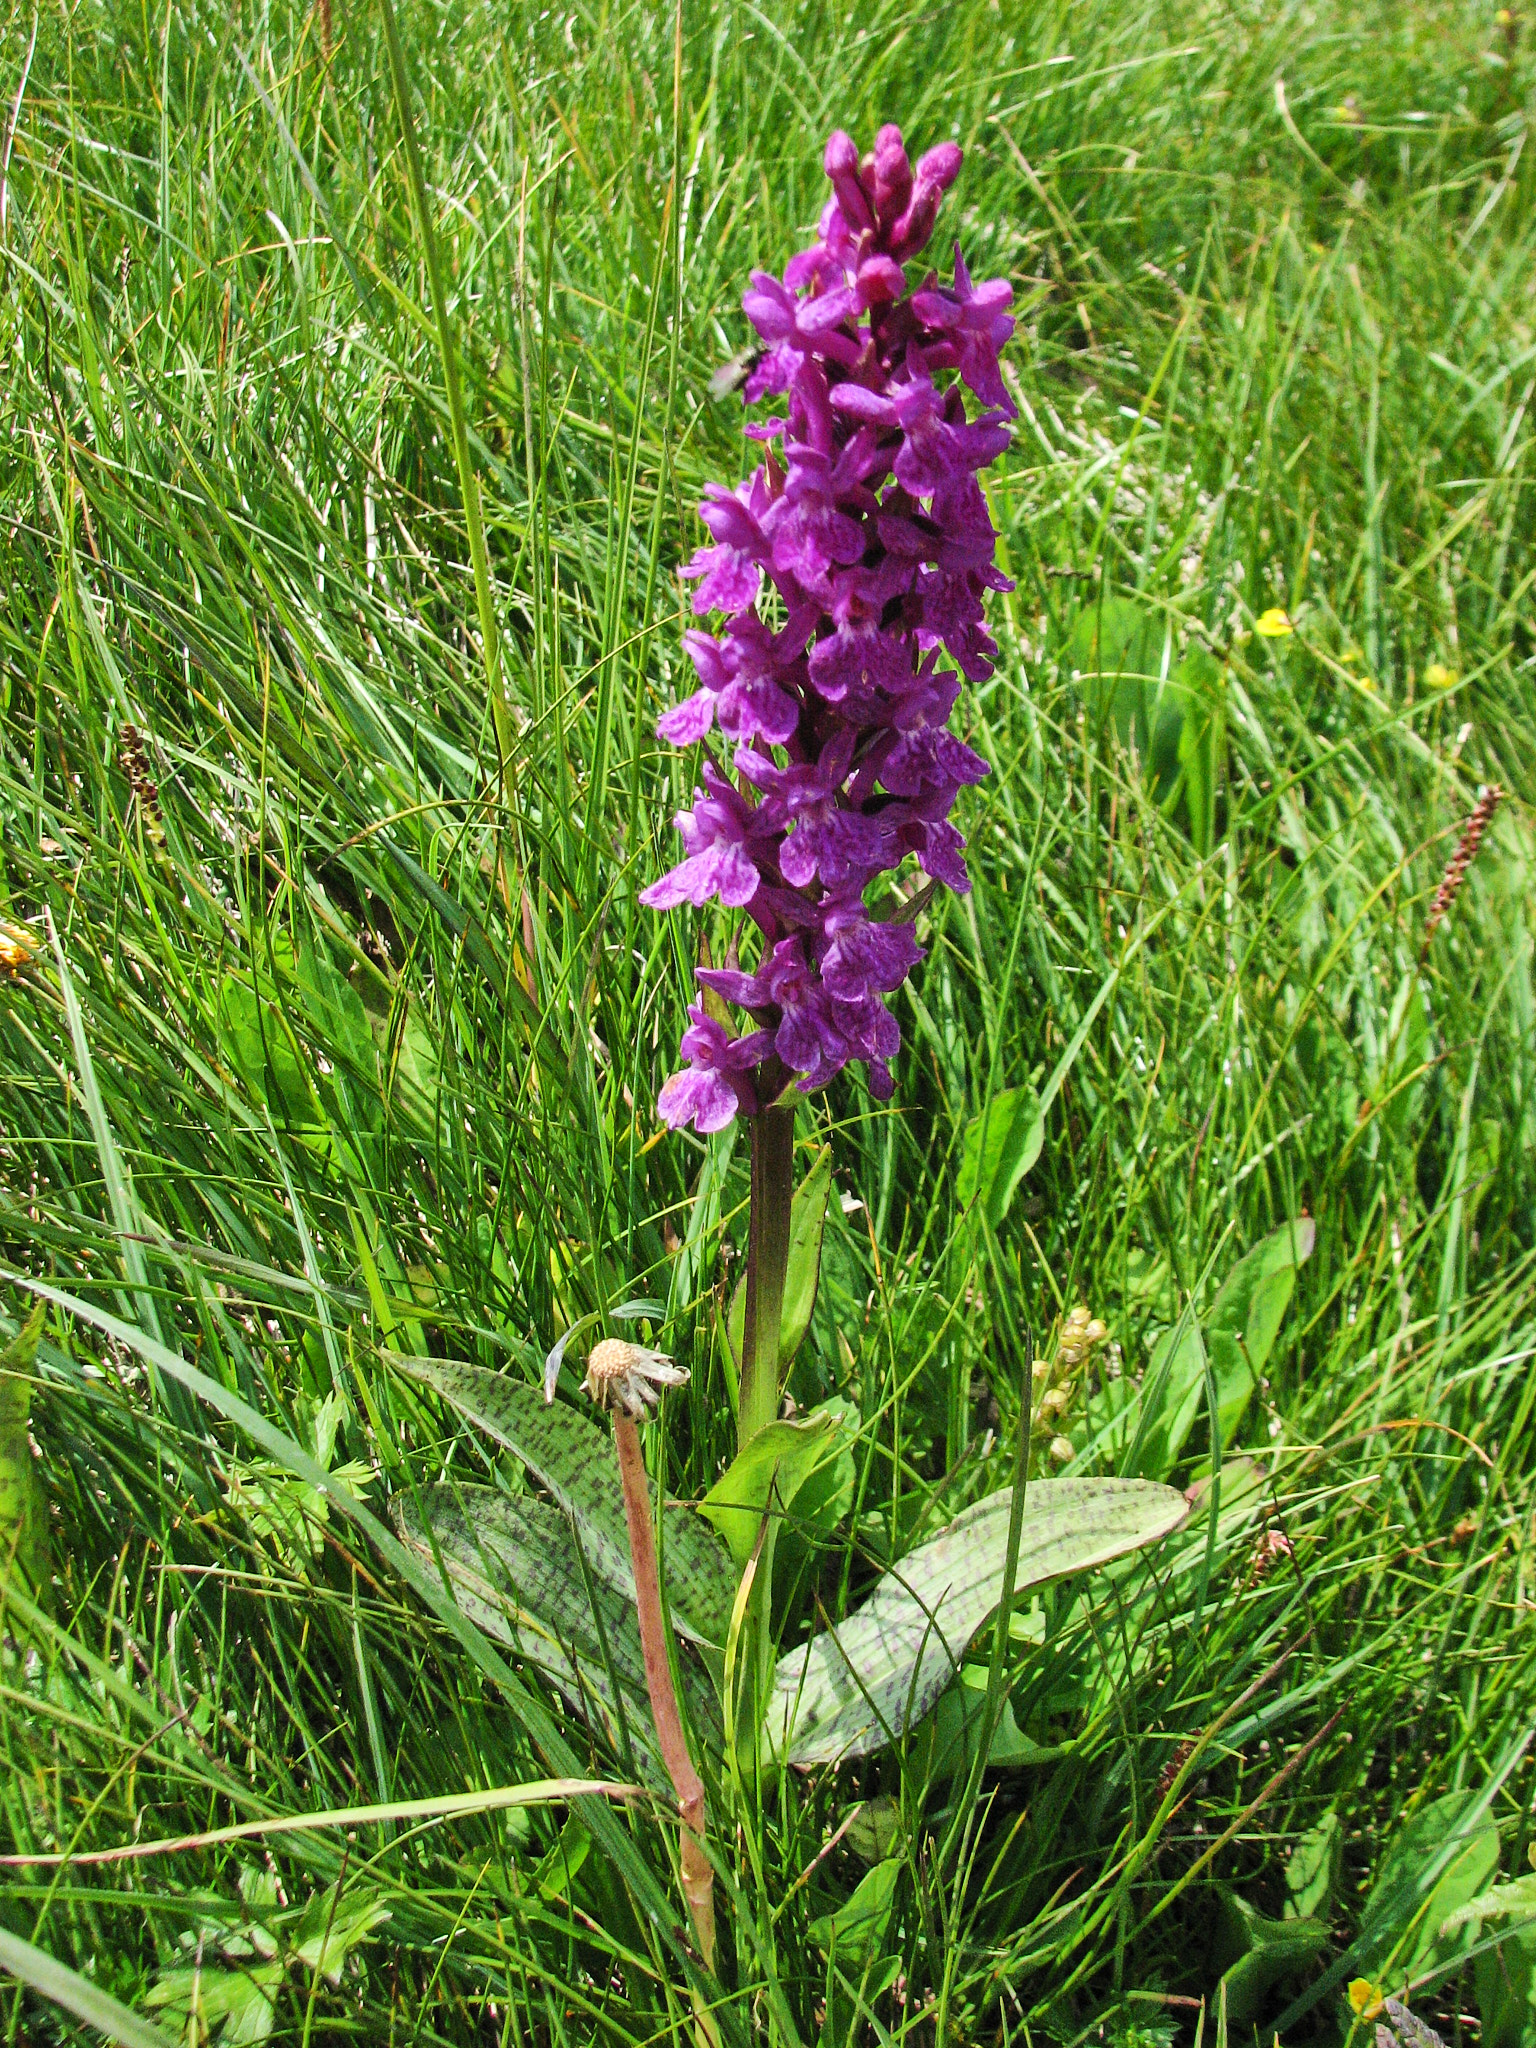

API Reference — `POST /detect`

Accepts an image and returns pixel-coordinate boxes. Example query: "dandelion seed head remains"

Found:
[581,1338,691,1420]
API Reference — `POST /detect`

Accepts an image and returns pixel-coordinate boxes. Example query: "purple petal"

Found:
[696,963,772,1009]
[822,916,924,1000]
[658,1065,740,1134]
[809,622,914,703]
[829,382,899,425]
[656,689,717,745]
[682,543,762,615]
[717,673,802,746]
[721,1026,775,1071]
[640,842,761,910]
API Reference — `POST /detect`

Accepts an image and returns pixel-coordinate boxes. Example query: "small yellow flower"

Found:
[1348,1980,1385,2021]
[0,922,36,974]
[1255,608,1295,638]
[1424,661,1457,689]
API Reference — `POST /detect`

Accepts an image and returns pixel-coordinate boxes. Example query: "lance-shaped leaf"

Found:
[0,1304,49,1619]
[957,1086,1043,1229]
[396,1358,735,1646]
[768,1477,1188,1767]
[393,1483,721,1763]
[698,1409,840,1571]
[1206,1217,1316,1447]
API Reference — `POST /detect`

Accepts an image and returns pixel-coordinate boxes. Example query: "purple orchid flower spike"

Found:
[644,124,1015,1132]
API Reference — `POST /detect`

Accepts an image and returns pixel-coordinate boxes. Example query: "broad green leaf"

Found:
[1213,1889,1330,2028]
[1476,1930,1536,2048]
[1068,598,1224,850]
[808,1856,902,1966]
[956,1086,1043,1228]
[1443,1873,1536,1936]
[392,1483,721,1761]
[769,1477,1187,1766]
[775,1397,860,1601]
[1069,593,1162,755]
[534,1817,592,1902]
[219,976,326,1150]
[1362,1792,1501,1978]
[290,1880,392,1979]
[727,1146,833,1372]
[1285,1811,1342,1920]
[906,1658,1060,1784]
[1171,646,1225,853]
[1207,1218,1316,1448]
[0,1303,49,1615]
[397,1359,735,1646]
[844,1796,903,1865]
[1122,1315,1207,1478]
[149,1964,279,2045]
[699,1409,839,1571]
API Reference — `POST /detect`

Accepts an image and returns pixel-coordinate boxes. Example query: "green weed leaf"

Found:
[957,1087,1043,1228]
[699,1408,840,1571]
[1207,1217,1316,1448]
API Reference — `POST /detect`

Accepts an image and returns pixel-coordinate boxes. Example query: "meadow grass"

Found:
[1,0,1535,2041]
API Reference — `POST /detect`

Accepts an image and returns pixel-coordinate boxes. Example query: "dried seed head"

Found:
[582,1338,690,1420]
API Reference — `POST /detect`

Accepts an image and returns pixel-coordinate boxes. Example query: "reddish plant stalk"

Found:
[612,1413,718,2022]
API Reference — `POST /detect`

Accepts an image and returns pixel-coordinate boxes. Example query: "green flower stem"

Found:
[739,1098,794,1453]
[736,1095,795,1758]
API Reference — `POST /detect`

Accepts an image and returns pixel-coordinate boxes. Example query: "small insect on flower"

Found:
[581,1338,691,1420]
[1255,607,1295,638]
[707,345,765,402]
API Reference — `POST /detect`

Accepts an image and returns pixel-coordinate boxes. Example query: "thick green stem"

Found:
[735,1097,795,1768]
[738,1100,795,1453]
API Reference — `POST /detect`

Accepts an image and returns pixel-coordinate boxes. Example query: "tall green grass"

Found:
[1,0,1534,2040]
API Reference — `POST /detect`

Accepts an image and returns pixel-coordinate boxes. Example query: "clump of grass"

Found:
[1,0,1533,2043]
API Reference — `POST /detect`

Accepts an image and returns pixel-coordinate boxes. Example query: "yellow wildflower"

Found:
[1424,661,1457,689]
[1255,607,1294,638]
[1348,1980,1385,2021]
[0,922,36,974]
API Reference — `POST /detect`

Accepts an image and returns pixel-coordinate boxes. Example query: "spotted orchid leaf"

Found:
[768,1477,1189,1767]
[395,1357,735,1646]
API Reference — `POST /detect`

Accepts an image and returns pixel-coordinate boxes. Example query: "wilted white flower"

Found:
[581,1338,690,1420]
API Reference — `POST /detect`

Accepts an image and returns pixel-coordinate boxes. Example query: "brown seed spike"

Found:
[1422,783,1502,953]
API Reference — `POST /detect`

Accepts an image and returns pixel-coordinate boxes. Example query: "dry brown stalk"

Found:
[584,1338,718,2047]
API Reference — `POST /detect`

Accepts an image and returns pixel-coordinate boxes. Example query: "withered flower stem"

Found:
[586,1341,717,2041]
[613,1417,717,1970]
